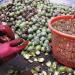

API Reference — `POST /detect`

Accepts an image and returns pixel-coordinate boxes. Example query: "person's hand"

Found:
[0,38,29,61]
[0,23,29,63]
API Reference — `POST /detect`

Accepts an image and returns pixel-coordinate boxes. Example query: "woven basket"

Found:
[48,15,75,68]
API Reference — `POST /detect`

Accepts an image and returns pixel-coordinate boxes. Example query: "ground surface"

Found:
[49,0,75,7]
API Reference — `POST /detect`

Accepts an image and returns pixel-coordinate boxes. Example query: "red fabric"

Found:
[0,23,15,43]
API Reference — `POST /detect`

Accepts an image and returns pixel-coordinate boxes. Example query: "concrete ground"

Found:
[49,0,75,7]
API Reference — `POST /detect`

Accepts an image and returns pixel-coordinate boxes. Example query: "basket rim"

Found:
[48,15,75,39]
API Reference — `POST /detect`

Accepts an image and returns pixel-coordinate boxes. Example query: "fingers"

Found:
[3,25,15,40]
[10,38,23,47]
[0,37,7,43]
[0,36,11,43]
[23,40,29,47]
[0,24,15,40]
[12,40,29,53]
[0,39,29,59]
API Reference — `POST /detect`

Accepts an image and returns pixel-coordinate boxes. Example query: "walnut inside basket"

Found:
[52,19,75,35]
